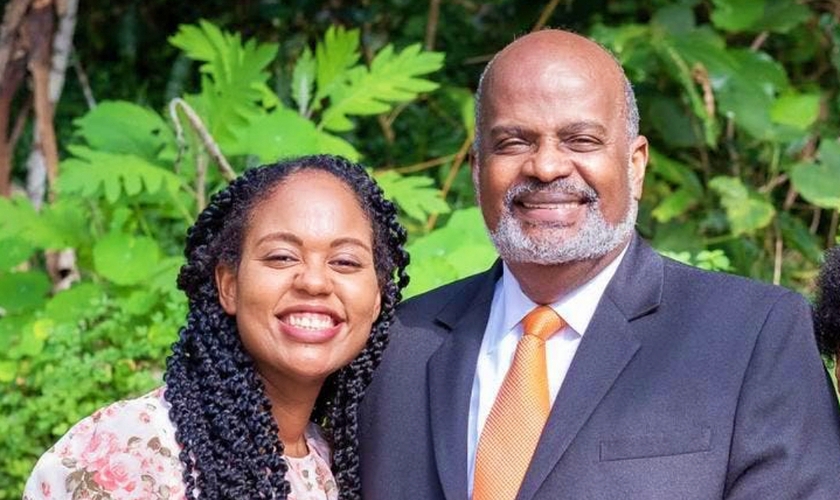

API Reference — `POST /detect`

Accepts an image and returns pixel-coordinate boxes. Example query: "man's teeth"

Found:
[286,313,334,330]
[521,201,577,208]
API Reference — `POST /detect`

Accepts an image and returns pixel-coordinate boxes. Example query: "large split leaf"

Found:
[169,20,279,144]
[226,107,360,162]
[319,43,444,132]
[73,101,174,160]
[59,147,185,203]
[314,26,362,106]
[375,171,450,223]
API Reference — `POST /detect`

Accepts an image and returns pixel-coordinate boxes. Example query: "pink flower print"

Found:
[79,431,119,470]
[40,481,51,497]
[93,453,142,496]
[139,411,151,424]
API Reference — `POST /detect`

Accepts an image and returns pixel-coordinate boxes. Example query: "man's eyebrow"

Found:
[559,121,608,135]
[488,125,527,137]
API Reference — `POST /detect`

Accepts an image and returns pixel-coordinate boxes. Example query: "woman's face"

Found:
[216,170,382,388]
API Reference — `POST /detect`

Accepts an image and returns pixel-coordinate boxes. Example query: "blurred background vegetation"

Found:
[2,0,840,495]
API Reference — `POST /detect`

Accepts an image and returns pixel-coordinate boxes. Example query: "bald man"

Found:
[359,30,840,499]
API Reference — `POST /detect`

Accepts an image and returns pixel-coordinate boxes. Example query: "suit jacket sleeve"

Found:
[724,290,840,498]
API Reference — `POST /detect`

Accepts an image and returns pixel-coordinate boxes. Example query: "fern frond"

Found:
[319,43,444,132]
[374,170,450,222]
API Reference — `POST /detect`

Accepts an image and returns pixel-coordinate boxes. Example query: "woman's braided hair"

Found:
[164,154,409,499]
[815,246,840,357]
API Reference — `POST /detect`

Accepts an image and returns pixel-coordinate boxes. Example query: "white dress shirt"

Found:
[466,245,628,495]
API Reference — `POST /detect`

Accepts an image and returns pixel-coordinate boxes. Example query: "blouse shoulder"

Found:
[23,387,186,500]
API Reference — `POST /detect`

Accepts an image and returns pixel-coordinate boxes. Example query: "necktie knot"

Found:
[522,305,564,341]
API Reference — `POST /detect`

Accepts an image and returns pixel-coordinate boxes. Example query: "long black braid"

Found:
[815,246,840,357]
[164,154,409,499]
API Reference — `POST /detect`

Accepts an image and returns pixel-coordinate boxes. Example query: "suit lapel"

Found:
[517,236,664,500]
[428,263,502,500]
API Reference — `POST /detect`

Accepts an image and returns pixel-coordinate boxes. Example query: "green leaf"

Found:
[443,86,476,138]
[320,44,444,132]
[375,171,450,222]
[778,212,823,264]
[0,237,34,271]
[44,283,104,324]
[770,92,820,130]
[649,149,703,196]
[58,147,185,203]
[790,140,840,209]
[169,20,279,144]
[710,0,764,32]
[93,233,161,286]
[0,196,86,252]
[0,360,16,383]
[314,25,362,105]
[73,101,173,160]
[292,47,316,116]
[226,107,360,162]
[652,187,697,223]
[709,176,776,235]
[0,271,51,315]
[756,1,811,33]
[404,207,496,298]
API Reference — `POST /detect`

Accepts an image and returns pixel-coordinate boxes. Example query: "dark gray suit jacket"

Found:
[359,235,840,499]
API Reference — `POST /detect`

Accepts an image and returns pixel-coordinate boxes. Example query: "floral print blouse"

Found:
[23,387,338,500]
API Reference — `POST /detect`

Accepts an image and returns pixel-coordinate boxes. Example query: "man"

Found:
[359,29,840,499]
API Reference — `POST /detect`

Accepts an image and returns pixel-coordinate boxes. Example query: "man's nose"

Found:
[523,141,573,183]
[293,262,333,296]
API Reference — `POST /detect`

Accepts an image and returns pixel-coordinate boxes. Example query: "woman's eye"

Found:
[266,254,296,264]
[331,258,362,269]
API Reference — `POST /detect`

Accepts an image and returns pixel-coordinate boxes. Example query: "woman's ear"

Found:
[215,264,237,315]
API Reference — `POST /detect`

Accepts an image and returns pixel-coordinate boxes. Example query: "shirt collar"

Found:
[489,243,629,353]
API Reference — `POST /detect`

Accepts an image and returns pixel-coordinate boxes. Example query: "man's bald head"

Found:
[473,30,639,155]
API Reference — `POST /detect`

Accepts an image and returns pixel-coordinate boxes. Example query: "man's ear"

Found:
[469,145,481,204]
[629,135,649,201]
[215,264,237,315]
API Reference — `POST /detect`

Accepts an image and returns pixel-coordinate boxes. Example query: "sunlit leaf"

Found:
[314,25,361,105]
[790,140,840,209]
[709,176,775,235]
[770,92,820,130]
[73,101,174,160]
[0,271,51,315]
[226,107,360,162]
[320,44,444,132]
[93,233,161,286]
[710,0,764,32]
[375,171,450,222]
[58,147,185,203]
[292,47,316,116]
[404,207,496,297]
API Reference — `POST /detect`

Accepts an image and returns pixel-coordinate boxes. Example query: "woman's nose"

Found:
[293,262,333,296]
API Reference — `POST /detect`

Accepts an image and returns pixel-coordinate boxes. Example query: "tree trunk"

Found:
[0,0,33,197]
[27,0,77,209]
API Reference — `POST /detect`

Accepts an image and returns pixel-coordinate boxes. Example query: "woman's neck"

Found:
[258,373,324,458]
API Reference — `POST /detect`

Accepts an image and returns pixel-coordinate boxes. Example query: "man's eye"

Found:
[494,138,530,152]
[566,136,601,151]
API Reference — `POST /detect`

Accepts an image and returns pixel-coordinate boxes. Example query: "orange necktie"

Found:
[473,305,565,500]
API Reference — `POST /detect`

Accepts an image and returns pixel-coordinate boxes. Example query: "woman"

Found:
[815,246,840,384]
[24,154,409,499]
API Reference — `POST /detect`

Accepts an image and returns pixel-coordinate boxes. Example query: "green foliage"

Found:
[0,20,444,495]
[5,1,840,494]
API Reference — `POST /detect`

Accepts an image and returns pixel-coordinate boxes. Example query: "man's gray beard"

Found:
[486,178,637,265]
